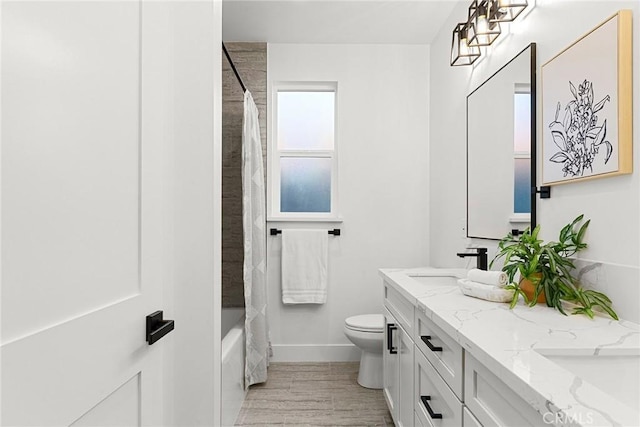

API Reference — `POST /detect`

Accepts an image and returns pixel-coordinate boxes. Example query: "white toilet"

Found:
[343,314,384,389]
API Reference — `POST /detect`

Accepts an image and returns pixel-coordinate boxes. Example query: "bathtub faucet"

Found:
[456,247,488,271]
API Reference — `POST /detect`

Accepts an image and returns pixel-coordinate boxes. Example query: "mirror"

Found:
[467,43,537,240]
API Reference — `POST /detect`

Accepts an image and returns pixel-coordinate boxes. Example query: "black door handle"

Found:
[146,311,175,345]
[421,335,443,352]
[421,395,443,419]
[387,323,397,354]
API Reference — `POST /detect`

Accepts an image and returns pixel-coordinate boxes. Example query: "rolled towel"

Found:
[467,268,508,287]
[457,279,514,303]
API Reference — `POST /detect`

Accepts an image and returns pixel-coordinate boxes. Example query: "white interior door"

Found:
[1,1,168,425]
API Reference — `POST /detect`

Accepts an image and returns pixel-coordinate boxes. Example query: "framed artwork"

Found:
[541,10,632,185]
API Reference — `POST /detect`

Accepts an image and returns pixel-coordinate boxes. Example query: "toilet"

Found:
[343,314,385,389]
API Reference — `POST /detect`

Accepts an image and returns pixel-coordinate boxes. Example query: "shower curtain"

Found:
[242,90,270,387]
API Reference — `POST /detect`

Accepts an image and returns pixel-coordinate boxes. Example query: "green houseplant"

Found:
[491,215,618,320]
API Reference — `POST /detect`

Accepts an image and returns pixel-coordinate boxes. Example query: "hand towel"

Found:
[457,279,514,303]
[281,230,328,304]
[467,268,508,287]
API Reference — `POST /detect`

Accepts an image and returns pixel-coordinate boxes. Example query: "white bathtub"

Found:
[221,308,246,427]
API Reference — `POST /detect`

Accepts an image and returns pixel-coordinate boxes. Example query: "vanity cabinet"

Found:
[414,308,464,400]
[383,277,548,427]
[383,308,414,427]
[465,354,545,427]
[384,286,415,427]
[415,348,462,427]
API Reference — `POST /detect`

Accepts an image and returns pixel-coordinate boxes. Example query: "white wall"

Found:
[429,0,640,322]
[267,44,430,361]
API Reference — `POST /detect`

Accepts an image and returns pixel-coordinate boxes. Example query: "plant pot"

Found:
[519,274,546,304]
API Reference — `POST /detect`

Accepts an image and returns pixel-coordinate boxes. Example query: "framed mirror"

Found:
[467,43,537,240]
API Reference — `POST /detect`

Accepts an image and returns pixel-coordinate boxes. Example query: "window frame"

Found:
[268,82,339,221]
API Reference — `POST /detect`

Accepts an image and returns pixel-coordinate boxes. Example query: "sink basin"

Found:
[537,351,640,410]
[407,275,460,286]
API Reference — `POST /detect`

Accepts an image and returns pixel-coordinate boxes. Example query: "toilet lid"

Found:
[345,314,384,332]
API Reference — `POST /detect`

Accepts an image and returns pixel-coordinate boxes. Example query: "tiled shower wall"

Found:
[222,42,267,307]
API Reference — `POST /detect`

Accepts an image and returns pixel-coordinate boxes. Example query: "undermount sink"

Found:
[536,351,640,410]
[407,275,460,286]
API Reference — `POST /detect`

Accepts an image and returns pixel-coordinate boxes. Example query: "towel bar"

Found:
[270,228,340,236]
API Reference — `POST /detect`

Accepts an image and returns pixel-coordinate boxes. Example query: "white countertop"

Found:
[380,267,640,427]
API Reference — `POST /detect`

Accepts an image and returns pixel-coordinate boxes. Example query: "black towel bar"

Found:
[270,228,340,236]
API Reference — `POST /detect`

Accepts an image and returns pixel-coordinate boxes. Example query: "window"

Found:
[270,83,338,219]
[512,86,531,221]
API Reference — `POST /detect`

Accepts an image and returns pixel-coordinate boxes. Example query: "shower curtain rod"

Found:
[222,42,247,93]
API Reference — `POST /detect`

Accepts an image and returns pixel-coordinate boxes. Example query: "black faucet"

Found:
[456,247,488,271]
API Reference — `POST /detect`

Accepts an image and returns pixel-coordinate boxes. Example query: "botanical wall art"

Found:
[541,10,632,185]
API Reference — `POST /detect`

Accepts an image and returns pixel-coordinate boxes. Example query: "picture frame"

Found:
[541,10,632,185]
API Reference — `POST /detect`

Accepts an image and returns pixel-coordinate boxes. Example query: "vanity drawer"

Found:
[384,281,414,336]
[414,308,464,400]
[415,348,463,427]
[465,353,545,427]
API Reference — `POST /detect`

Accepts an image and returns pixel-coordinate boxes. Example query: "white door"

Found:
[1,1,168,425]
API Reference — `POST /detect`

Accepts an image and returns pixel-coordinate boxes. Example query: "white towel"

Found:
[281,230,328,304]
[467,268,508,287]
[458,279,514,303]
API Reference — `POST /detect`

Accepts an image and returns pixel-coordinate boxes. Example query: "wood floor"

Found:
[235,362,395,426]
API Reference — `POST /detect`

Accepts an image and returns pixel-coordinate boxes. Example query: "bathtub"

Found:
[222,308,246,427]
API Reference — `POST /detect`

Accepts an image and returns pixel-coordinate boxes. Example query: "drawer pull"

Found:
[387,323,398,354]
[421,335,443,352]
[420,395,443,419]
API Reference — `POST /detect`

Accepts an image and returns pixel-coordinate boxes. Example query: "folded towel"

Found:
[281,230,328,304]
[457,279,514,303]
[467,268,508,287]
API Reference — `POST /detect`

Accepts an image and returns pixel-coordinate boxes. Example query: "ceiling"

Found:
[222,1,459,44]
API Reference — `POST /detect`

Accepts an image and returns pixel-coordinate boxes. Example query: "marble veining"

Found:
[379,267,640,427]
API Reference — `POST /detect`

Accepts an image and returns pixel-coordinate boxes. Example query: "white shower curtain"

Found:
[242,90,270,387]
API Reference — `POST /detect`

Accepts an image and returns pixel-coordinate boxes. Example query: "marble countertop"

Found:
[380,267,640,427]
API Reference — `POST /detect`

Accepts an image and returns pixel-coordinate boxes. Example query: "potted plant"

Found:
[491,215,618,320]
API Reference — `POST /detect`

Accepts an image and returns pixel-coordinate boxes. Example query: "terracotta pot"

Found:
[519,273,546,304]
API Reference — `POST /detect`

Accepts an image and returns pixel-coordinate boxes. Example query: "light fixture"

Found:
[450,22,481,66]
[489,0,528,23]
[467,0,501,47]
[449,0,529,66]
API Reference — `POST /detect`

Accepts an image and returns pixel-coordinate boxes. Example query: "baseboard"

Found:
[270,344,361,362]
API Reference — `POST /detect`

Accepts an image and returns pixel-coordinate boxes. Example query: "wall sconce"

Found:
[467,0,501,47]
[451,22,482,66]
[489,0,528,23]
[449,0,529,66]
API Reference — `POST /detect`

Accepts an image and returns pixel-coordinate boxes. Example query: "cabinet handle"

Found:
[421,335,443,352]
[387,323,398,354]
[420,395,443,419]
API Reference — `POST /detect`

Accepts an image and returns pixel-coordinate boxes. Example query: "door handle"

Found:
[387,323,397,354]
[146,311,175,345]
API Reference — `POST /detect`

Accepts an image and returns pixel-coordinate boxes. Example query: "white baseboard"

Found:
[270,344,361,362]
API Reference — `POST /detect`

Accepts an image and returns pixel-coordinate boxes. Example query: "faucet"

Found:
[456,247,488,271]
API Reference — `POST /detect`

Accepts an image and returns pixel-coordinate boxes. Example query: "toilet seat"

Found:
[345,314,384,333]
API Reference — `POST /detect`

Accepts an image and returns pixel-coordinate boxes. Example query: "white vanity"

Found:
[381,268,640,427]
